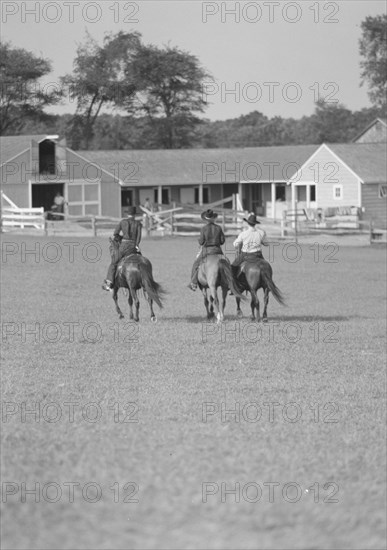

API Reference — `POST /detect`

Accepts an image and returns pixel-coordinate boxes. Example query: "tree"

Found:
[359,14,387,109]
[0,42,60,135]
[61,31,141,149]
[124,44,211,148]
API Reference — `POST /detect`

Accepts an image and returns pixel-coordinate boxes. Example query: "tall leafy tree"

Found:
[61,31,141,149]
[0,42,60,135]
[359,14,387,109]
[123,44,211,148]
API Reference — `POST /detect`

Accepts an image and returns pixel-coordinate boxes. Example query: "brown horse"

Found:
[198,254,246,323]
[109,238,165,322]
[235,259,286,322]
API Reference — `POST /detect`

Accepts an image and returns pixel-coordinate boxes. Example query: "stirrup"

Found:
[188,283,197,291]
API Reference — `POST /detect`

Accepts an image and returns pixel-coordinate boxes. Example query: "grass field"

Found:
[1,235,386,550]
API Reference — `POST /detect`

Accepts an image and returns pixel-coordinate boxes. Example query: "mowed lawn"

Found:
[1,234,386,550]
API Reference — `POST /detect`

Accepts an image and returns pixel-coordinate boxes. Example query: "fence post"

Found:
[369,217,373,245]
[91,216,96,237]
[294,201,298,244]
[171,202,176,236]
[281,211,286,238]
[222,212,226,232]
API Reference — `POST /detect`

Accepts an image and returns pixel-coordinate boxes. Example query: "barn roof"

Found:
[80,144,319,186]
[328,143,387,184]
[352,118,387,143]
[0,135,59,165]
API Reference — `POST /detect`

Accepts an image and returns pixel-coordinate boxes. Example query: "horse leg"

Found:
[262,288,270,323]
[129,286,140,322]
[210,284,222,323]
[236,297,243,318]
[255,292,261,322]
[128,291,134,320]
[202,289,212,320]
[250,291,260,322]
[147,293,157,323]
[221,286,228,321]
[113,288,124,319]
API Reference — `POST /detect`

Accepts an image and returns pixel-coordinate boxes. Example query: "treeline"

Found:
[19,102,385,150]
[2,14,386,149]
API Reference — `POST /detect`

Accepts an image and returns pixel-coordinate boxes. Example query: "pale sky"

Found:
[1,0,385,121]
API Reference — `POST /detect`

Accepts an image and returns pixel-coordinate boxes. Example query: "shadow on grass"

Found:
[166,314,352,323]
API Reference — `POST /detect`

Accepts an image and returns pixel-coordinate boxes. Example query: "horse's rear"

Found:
[198,255,245,322]
[113,255,165,322]
[236,259,285,322]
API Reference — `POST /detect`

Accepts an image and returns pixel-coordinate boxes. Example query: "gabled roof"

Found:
[80,144,319,186]
[0,135,58,165]
[352,118,387,143]
[328,143,387,184]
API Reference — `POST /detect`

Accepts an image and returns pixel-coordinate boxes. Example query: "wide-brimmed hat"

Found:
[127,206,136,215]
[243,213,261,226]
[201,209,218,221]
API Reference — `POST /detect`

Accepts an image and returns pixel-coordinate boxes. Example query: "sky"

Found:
[1,0,386,121]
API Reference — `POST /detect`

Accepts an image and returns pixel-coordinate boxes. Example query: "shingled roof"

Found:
[329,143,387,184]
[80,144,319,187]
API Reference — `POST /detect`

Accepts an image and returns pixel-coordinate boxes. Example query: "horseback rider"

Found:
[188,209,225,291]
[102,206,142,291]
[231,213,268,280]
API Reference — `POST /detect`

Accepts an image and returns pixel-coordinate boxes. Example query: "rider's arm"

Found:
[219,227,225,245]
[261,230,269,246]
[113,221,122,239]
[136,224,142,246]
[198,226,206,246]
[233,232,243,248]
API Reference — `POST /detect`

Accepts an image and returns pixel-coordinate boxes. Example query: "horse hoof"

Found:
[119,314,124,319]
[250,315,255,321]
[262,317,268,323]
[237,310,243,319]
[151,316,157,323]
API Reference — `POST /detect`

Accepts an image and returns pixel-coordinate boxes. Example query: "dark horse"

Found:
[109,238,165,322]
[235,259,286,322]
[198,254,246,322]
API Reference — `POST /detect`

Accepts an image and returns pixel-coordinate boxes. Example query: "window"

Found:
[333,185,343,200]
[275,184,286,201]
[194,187,210,204]
[153,188,170,205]
[310,185,316,202]
[379,184,387,199]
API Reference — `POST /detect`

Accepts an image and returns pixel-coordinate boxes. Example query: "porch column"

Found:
[306,184,311,209]
[238,181,243,209]
[271,182,276,220]
[291,184,296,228]
[157,185,162,206]
[198,182,203,206]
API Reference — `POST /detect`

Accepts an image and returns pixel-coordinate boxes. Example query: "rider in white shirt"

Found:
[232,213,268,278]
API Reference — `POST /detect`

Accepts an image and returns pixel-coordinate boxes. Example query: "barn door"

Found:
[66,180,101,217]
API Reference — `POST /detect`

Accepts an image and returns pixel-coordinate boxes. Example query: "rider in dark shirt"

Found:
[188,209,225,291]
[102,206,142,291]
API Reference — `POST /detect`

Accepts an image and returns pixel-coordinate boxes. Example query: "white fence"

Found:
[1,207,45,231]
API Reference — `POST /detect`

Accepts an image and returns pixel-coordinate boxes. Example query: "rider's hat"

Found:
[201,209,218,221]
[243,213,261,226]
[127,206,136,216]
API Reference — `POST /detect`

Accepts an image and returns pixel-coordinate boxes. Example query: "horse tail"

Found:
[138,260,165,309]
[218,259,246,300]
[260,266,286,306]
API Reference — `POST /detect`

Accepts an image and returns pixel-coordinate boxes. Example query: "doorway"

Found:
[32,183,64,212]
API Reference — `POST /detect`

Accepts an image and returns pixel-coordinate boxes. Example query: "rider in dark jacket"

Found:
[188,209,225,291]
[102,206,142,290]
